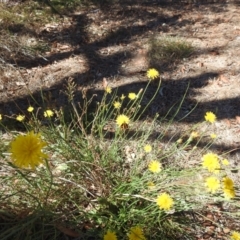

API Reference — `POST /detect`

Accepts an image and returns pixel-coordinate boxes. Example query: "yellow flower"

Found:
[104,230,118,240]
[44,110,54,118]
[210,133,217,139]
[222,159,229,165]
[113,101,121,109]
[147,181,155,189]
[27,106,34,113]
[148,160,161,173]
[0,114,2,120]
[9,131,47,169]
[16,115,25,122]
[144,144,152,153]
[128,226,146,240]
[176,138,183,144]
[223,187,235,200]
[120,94,126,100]
[128,93,137,100]
[190,131,199,138]
[202,153,220,173]
[231,231,240,240]
[223,177,234,189]
[205,176,220,193]
[116,114,130,128]
[105,86,112,94]
[156,193,174,210]
[222,176,235,199]
[147,68,159,80]
[204,111,216,123]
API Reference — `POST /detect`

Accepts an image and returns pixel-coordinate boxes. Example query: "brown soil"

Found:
[0,0,240,239]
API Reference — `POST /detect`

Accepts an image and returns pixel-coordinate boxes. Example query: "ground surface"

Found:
[0,0,240,239]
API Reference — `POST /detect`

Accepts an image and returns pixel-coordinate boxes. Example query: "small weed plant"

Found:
[0,69,239,240]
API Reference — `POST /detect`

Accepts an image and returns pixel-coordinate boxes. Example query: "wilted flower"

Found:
[223,177,234,189]
[222,177,235,200]
[176,138,183,144]
[147,181,155,189]
[190,131,199,138]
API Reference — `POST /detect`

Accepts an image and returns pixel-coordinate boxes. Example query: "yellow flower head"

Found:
[0,114,2,120]
[176,138,183,144]
[156,193,174,210]
[202,153,220,173]
[116,114,130,128]
[120,94,126,100]
[16,115,25,122]
[104,230,118,240]
[27,106,34,113]
[210,133,217,139]
[190,131,199,138]
[128,93,137,100]
[231,231,240,240]
[105,86,112,94]
[113,101,121,109]
[147,181,155,189]
[147,68,160,80]
[223,187,235,200]
[144,144,152,153]
[9,131,47,169]
[204,111,216,123]
[148,160,161,173]
[44,110,54,118]
[222,159,229,166]
[128,226,146,240]
[205,176,220,193]
[223,177,234,189]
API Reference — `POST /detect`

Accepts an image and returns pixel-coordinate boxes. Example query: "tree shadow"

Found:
[2,0,232,71]
[0,0,239,148]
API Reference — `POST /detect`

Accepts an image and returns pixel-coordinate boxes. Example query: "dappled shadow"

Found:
[0,0,239,151]
[5,8,181,71]
[1,0,233,70]
[1,69,239,123]
[1,0,234,73]
[1,3,240,240]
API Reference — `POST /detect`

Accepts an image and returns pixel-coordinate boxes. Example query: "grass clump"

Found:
[148,36,193,67]
[0,69,239,239]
